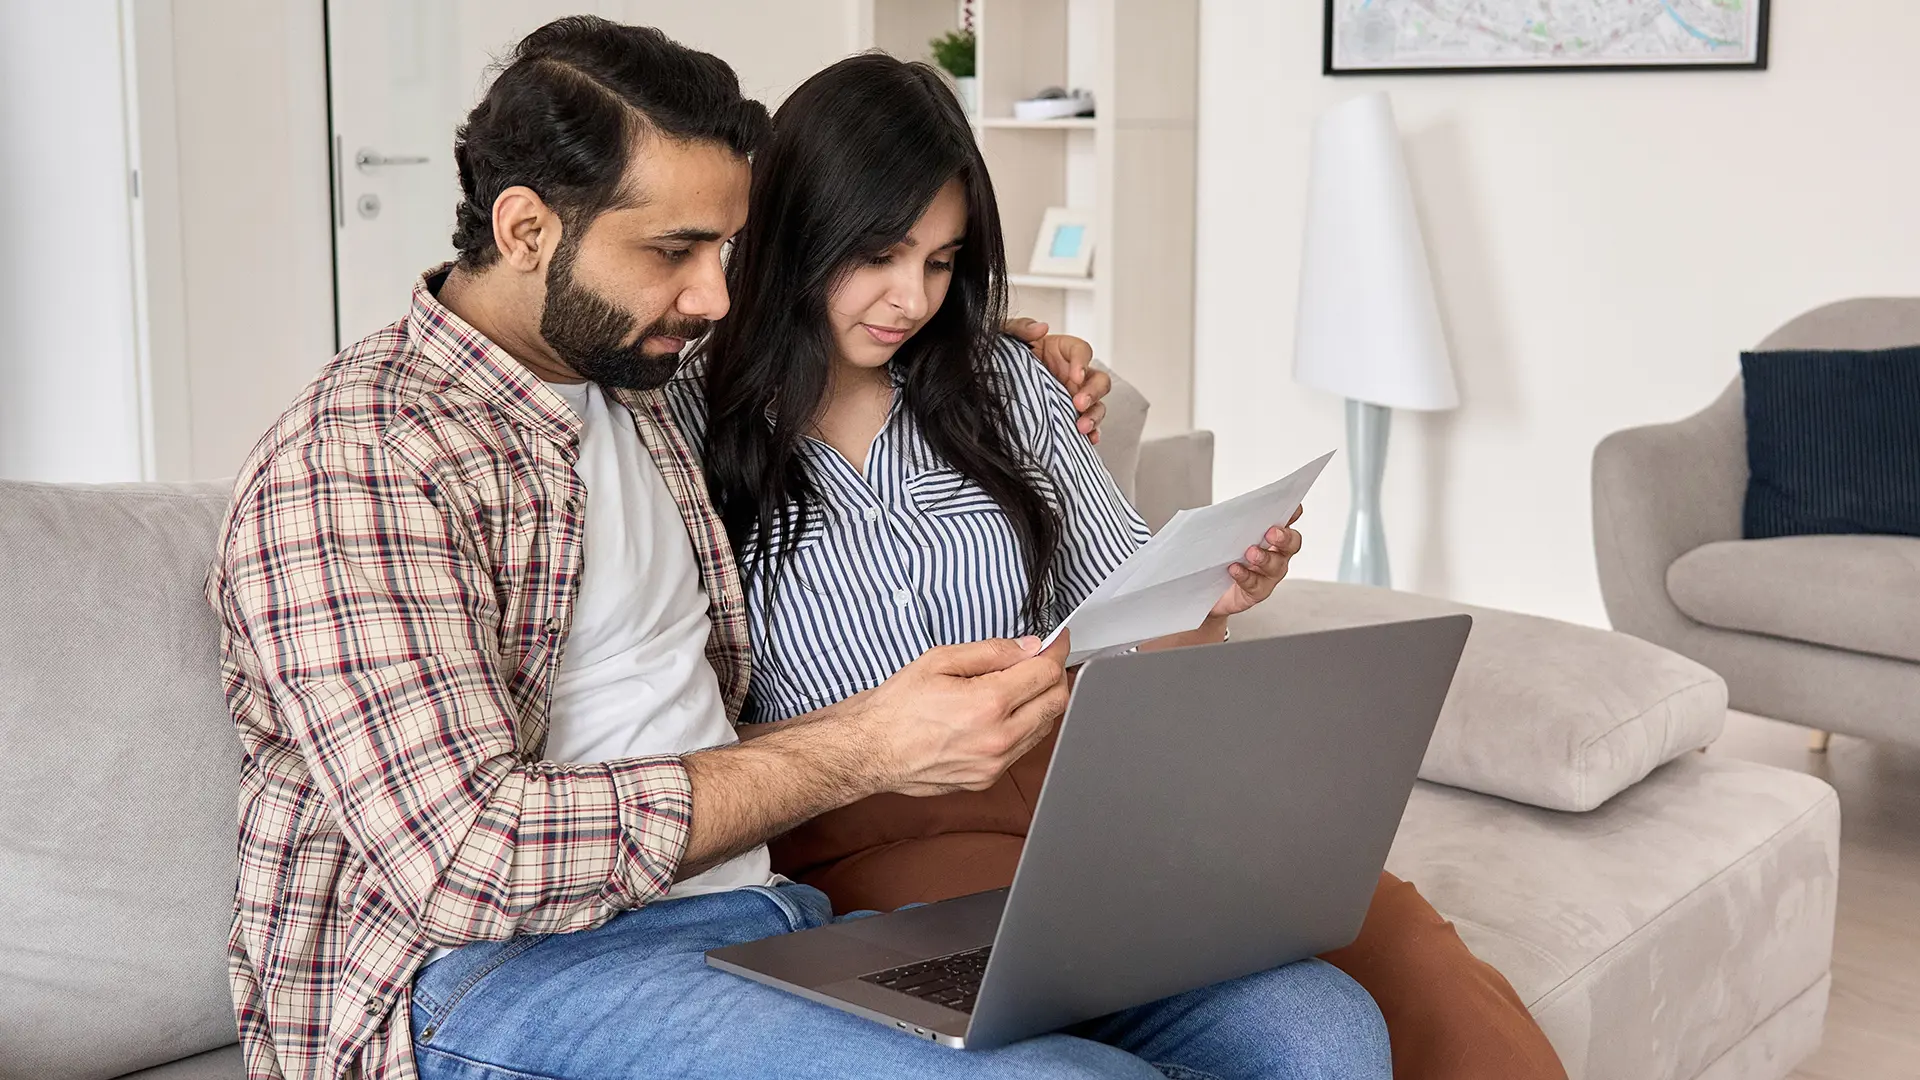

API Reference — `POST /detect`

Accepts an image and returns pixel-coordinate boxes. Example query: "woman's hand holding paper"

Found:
[1208,505,1305,619]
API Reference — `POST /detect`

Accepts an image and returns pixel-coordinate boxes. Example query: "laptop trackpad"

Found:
[829,888,1007,957]
[707,890,1007,991]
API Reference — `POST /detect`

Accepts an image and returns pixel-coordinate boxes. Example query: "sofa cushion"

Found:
[1693,978,1829,1080]
[0,481,240,1080]
[1133,430,1214,533]
[1090,362,1150,504]
[1741,346,1920,540]
[1232,581,1727,812]
[1388,753,1838,1080]
[117,1045,243,1080]
[1668,535,1920,664]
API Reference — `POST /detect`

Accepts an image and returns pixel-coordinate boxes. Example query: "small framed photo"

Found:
[1027,207,1095,278]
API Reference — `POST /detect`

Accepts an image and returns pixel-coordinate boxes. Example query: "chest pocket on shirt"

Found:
[905,468,1006,518]
[905,466,1062,520]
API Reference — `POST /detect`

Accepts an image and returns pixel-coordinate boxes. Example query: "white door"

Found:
[327,0,607,347]
[325,1,863,348]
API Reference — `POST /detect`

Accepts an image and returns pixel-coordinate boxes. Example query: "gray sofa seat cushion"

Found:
[1388,754,1838,1080]
[1233,580,1727,812]
[0,481,240,1080]
[116,1045,243,1080]
[1667,535,1920,664]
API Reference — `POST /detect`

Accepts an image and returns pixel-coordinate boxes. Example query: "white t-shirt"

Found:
[428,382,772,967]
[542,379,773,897]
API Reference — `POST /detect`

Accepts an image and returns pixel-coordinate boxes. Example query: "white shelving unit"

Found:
[1009,272,1099,292]
[976,117,1098,130]
[862,0,1199,436]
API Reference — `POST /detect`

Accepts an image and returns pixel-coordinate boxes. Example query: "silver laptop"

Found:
[706,616,1471,1050]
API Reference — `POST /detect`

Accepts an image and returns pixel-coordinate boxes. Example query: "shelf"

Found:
[1009,273,1097,292]
[871,0,1198,438]
[974,117,1097,131]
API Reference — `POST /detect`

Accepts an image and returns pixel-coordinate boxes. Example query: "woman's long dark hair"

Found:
[698,53,1062,635]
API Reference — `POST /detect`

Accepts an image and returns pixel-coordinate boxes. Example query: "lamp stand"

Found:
[1339,399,1391,588]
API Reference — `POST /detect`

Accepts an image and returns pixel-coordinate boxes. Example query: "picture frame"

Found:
[1027,207,1096,278]
[1323,0,1770,76]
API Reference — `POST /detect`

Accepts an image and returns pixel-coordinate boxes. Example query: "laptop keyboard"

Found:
[859,945,992,1013]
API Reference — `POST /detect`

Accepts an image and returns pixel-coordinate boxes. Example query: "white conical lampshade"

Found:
[1293,93,1458,411]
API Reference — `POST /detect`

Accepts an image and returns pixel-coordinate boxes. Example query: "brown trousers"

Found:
[772,732,1566,1080]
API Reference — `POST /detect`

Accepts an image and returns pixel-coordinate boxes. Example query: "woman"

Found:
[667,53,1565,1080]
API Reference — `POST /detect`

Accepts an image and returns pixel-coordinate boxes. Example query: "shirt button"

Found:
[364,995,381,1013]
[892,588,912,608]
[545,617,561,634]
[863,506,881,523]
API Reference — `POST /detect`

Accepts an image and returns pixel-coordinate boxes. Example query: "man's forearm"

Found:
[678,699,889,878]
[681,636,1070,878]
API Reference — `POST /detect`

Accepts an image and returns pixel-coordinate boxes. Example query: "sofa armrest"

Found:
[1134,430,1214,533]
[1592,380,1746,647]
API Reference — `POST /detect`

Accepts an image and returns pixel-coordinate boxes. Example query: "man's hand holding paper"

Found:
[1043,451,1334,666]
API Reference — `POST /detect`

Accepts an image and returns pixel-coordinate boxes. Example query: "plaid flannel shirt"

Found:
[205,269,751,1080]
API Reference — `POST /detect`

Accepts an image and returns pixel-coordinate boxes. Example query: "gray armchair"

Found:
[1593,298,1920,751]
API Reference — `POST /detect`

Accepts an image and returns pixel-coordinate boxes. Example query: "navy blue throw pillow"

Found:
[1741,347,1920,539]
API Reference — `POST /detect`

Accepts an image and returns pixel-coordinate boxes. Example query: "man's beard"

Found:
[539,235,710,391]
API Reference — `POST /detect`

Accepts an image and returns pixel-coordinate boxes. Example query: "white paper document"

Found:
[1043,451,1335,666]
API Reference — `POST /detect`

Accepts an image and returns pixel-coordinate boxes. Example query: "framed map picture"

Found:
[1325,0,1771,75]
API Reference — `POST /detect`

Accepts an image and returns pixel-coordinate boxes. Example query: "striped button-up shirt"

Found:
[668,337,1149,722]
[205,268,750,1080]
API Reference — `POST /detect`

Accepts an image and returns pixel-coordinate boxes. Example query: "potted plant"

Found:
[930,26,977,117]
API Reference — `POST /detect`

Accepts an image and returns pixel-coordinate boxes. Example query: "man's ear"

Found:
[492,186,560,273]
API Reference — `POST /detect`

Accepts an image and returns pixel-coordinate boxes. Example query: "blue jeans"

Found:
[410,884,1390,1080]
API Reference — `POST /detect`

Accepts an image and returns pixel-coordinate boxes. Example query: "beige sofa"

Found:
[0,407,1837,1080]
[1593,298,1920,750]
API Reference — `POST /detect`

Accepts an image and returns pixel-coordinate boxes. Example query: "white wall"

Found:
[0,0,335,484]
[627,0,865,104]
[0,2,146,483]
[1195,0,1920,627]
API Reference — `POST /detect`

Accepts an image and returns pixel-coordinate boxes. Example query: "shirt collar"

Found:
[791,363,914,470]
[407,264,583,450]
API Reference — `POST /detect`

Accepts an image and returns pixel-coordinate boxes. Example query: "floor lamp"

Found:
[1293,92,1458,589]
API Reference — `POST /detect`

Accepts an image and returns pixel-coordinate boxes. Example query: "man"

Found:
[208,16,1387,1080]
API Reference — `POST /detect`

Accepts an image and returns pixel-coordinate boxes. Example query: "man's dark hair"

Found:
[451,17,770,269]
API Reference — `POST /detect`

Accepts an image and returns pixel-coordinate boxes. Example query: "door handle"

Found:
[355,149,431,172]
[333,135,346,227]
